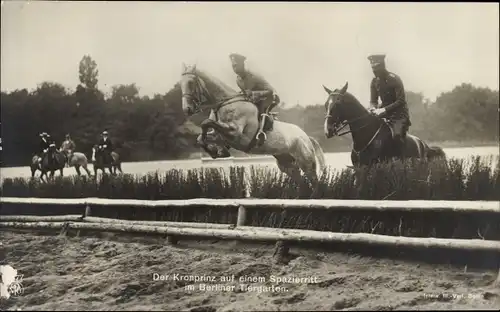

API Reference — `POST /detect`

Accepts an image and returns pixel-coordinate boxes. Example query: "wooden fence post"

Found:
[274,209,289,264]
[231,205,247,247]
[237,205,247,226]
[78,204,91,237]
[166,235,179,245]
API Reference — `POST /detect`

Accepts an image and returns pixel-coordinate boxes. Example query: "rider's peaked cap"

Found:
[229,53,246,64]
[368,54,386,67]
[102,130,109,135]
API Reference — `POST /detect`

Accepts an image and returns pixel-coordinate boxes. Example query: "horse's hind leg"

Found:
[292,145,319,187]
[274,154,303,191]
[83,165,91,176]
[75,165,81,176]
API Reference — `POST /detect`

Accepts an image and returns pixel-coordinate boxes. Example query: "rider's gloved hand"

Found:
[372,108,386,116]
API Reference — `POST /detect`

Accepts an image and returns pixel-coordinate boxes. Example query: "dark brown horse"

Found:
[37,144,66,182]
[322,82,445,169]
[91,145,123,176]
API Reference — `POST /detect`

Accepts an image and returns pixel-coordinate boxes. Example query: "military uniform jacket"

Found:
[61,139,76,151]
[236,70,275,103]
[39,138,50,153]
[98,138,113,151]
[370,71,410,122]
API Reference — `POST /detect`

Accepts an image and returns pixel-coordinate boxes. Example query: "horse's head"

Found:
[323,82,350,138]
[180,63,211,116]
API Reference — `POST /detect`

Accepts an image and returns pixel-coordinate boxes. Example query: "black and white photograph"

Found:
[1,1,499,311]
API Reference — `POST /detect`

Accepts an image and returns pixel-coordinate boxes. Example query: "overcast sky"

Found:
[1,1,498,107]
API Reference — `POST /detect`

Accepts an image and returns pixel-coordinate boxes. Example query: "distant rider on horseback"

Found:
[229,53,280,146]
[39,132,56,167]
[38,132,49,163]
[60,133,76,168]
[97,130,114,165]
[368,54,411,155]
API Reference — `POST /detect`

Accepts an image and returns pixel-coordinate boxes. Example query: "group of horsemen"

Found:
[37,53,410,163]
[37,131,114,168]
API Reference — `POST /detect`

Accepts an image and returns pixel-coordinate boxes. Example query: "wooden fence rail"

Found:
[1,221,499,252]
[1,196,499,285]
[1,197,499,212]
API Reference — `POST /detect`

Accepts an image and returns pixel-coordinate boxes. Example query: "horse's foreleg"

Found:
[200,119,237,142]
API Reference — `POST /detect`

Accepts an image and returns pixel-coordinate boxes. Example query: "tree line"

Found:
[1,55,498,167]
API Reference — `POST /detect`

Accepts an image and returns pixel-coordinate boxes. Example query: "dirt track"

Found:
[1,231,499,311]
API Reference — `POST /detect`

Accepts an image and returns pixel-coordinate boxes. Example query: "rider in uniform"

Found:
[38,132,49,162]
[368,54,411,155]
[43,133,56,166]
[60,133,76,167]
[98,130,114,164]
[229,53,280,145]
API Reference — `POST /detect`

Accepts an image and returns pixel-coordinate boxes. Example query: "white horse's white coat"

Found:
[180,64,326,183]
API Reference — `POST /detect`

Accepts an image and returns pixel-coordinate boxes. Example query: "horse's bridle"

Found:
[181,71,247,119]
[181,72,215,115]
[325,92,371,136]
[325,92,382,153]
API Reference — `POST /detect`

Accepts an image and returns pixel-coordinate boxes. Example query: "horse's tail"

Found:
[72,152,88,166]
[309,136,326,176]
[427,146,446,161]
[31,155,40,175]
[112,151,120,163]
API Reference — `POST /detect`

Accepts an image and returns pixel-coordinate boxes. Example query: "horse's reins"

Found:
[181,72,241,119]
[325,92,383,153]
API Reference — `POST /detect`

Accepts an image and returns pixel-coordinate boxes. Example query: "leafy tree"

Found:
[110,83,140,104]
[78,55,99,91]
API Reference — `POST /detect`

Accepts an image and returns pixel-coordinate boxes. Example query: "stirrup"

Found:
[257,130,267,142]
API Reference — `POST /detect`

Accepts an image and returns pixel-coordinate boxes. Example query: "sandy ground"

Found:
[0,231,499,311]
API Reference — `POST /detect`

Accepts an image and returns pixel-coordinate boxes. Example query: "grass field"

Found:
[1,155,498,201]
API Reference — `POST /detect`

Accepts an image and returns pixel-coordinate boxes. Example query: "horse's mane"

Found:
[183,64,238,98]
[335,89,371,115]
[339,90,363,108]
